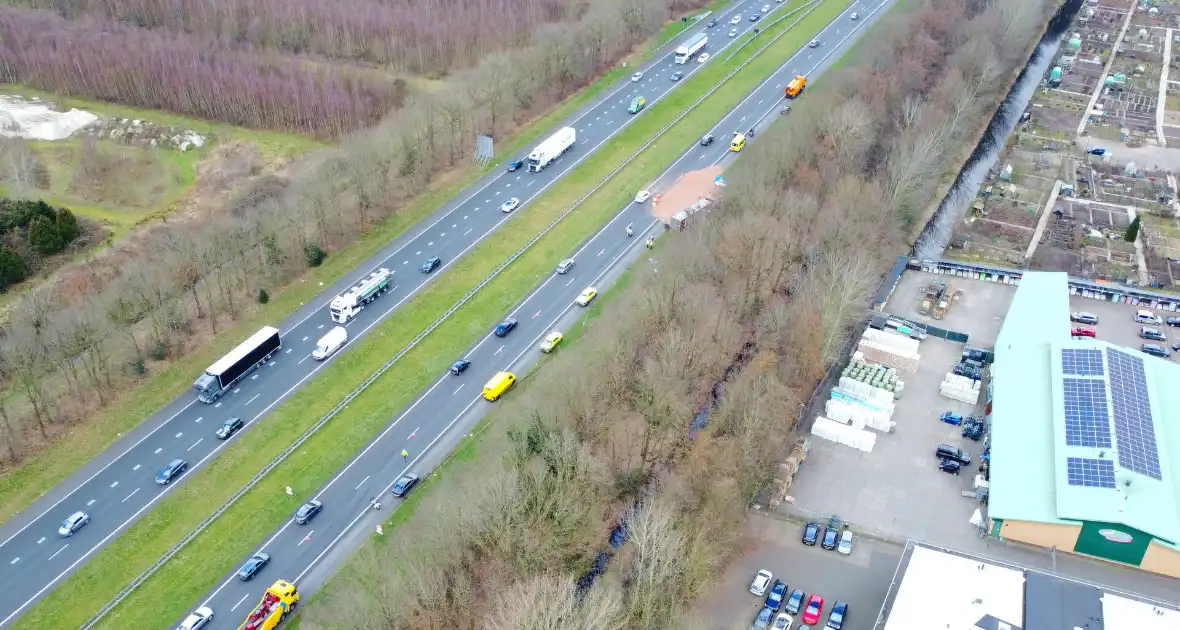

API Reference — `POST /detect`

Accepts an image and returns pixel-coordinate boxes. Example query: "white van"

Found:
[312,326,348,360]
[1135,309,1163,325]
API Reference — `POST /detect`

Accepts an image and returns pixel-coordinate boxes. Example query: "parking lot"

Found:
[1067,292,1180,362]
[694,513,903,630]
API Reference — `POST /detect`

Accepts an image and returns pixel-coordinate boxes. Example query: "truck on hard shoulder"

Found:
[527,127,576,172]
[329,268,392,323]
[675,33,708,64]
[193,326,281,403]
[239,580,300,630]
[785,75,806,98]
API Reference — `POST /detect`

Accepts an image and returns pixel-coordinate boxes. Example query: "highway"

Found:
[0,2,783,624]
[180,0,893,627]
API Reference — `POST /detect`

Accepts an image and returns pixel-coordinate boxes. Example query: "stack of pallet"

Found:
[940,373,981,405]
[856,329,920,372]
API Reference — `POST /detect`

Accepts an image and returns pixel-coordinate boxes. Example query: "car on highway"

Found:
[237,551,270,581]
[706,18,718,27]
[731,14,742,24]
[631,71,643,82]
[635,190,651,203]
[540,331,564,353]
[802,594,824,626]
[749,13,760,21]
[576,287,598,306]
[392,472,421,498]
[809,39,820,47]
[749,568,773,596]
[772,613,793,630]
[821,524,839,550]
[556,258,576,274]
[785,588,805,614]
[698,52,710,63]
[729,28,738,37]
[58,510,89,537]
[215,416,244,440]
[752,606,775,630]
[1070,311,1099,325]
[837,529,854,555]
[177,606,214,630]
[671,71,683,81]
[628,96,647,114]
[801,521,820,545]
[494,317,518,337]
[761,4,770,12]
[155,458,188,485]
[850,11,859,19]
[765,579,788,611]
[500,197,521,213]
[295,499,323,525]
[421,256,442,273]
[827,601,848,629]
[507,159,524,172]
[700,133,715,146]
[450,359,471,375]
[730,132,746,152]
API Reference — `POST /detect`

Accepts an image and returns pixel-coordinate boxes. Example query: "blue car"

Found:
[827,601,848,629]
[765,579,788,611]
[939,411,963,426]
[785,588,805,614]
[752,606,774,630]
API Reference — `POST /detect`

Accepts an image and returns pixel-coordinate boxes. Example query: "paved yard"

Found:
[1067,292,1180,363]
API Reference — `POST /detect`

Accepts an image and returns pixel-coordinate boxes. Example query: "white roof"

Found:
[884,545,1024,630]
[206,326,279,376]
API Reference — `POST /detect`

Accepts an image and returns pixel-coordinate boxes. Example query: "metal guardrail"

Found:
[79,5,830,627]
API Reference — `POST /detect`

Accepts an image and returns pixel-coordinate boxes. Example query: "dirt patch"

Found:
[651,165,722,221]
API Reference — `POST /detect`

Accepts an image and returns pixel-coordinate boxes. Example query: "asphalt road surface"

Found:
[0,2,800,625]
[179,1,894,627]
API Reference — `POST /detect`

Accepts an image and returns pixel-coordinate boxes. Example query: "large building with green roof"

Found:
[989,271,1180,578]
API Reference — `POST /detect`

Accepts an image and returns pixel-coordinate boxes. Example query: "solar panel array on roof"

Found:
[1066,456,1117,488]
[1105,348,1162,480]
[1061,348,1104,376]
[1062,378,1112,448]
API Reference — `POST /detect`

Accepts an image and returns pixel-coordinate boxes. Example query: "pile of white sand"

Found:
[0,94,98,141]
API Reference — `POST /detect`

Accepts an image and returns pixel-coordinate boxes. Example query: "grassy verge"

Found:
[0,30,659,526]
[13,1,850,627]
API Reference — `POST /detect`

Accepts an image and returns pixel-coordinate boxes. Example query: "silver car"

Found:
[58,510,89,537]
[556,259,575,274]
[837,529,854,555]
[177,606,214,630]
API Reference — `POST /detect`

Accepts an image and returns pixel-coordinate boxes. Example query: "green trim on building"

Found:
[1074,520,1151,566]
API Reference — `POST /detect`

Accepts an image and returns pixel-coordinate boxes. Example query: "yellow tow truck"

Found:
[238,580,299,630]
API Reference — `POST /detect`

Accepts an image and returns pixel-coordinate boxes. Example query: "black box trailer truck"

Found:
[193,326,281,403]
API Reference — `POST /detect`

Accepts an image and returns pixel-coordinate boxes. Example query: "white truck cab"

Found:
[312,326,348,361]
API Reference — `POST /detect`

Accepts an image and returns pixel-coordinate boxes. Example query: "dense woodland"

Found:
[293,0,1057,626]
[0,0,708,467]
[0,199,83,290]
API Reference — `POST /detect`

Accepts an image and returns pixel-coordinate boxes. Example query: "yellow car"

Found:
[576,287,598,307]
[540,331,564,353]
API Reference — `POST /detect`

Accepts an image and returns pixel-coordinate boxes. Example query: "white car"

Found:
[731,14,742,24]
[772,613,793,630]
[761,4,770,12]
[631,71,643,82]
[500,197,520,213]
[749,568,773,596]
[635,190,651,203]
[177,606,214,630]
[729,28,738,37]
[837,529,854,555]
[808,39,820,48]
[58,510,89,537]
[850,11,859,19]
[698,52,711,63]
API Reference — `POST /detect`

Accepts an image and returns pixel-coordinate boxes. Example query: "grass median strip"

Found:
[0,21,665,526]
[12,2,850,628]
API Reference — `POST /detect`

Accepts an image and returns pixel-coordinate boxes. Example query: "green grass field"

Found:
[10,2,854,628]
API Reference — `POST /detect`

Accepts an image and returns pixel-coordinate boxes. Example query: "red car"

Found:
[802,594,824,625]
[1072,327,1097,338]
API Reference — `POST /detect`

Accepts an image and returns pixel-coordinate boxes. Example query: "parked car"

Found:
[1167,316,1180,327]
[58,510,89,537]
[837,529,854,555]
[772,613,793,630]
[556,258,576,274]
[1140,327,1166,342]
[938,458,962,475]
[507,159,524,172]
[155,458,188,485]
[821,525,839,550]
[766,580,788,611]
[939,411,963,426]
[178,607,214,630]
[802,521,820,545]
[294,499,322,525]
[450,359,471,375]
[1070,311,1099,325]
[391,473,421,497]
[802,594,824,626]
[936,444,971,465]
[1141,343,1170,358]
[494,318,518,337]
[785,588,806,615]
[827,601,848,630]
[420,256,442,274]
[215,416,245,440]
[237,552,270,581]
[753,606,775,630]
[1071,326,1096,338]
[1135,310,1164,325]
[749,569,774,596]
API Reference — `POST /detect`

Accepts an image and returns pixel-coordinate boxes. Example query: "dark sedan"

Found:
[295,499,322,525]
[237,551,270,581]
[507,159,524,172]
[802,521,820,545]
[450,359,471,375]
[421,256,441,273]
[215,417,244,440]
[821,526,839,550]
[494,318,518,337]
[392,473,421,498]
[155,458,188,485]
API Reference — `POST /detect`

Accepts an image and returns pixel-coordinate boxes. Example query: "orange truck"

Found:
[785,75,806,99]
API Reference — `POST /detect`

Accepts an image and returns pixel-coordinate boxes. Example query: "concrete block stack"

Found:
[824,397,895,432]
[811,416,877,452]
[842,357,905,398]
[856,329,920,373]
[940,373,981,405]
